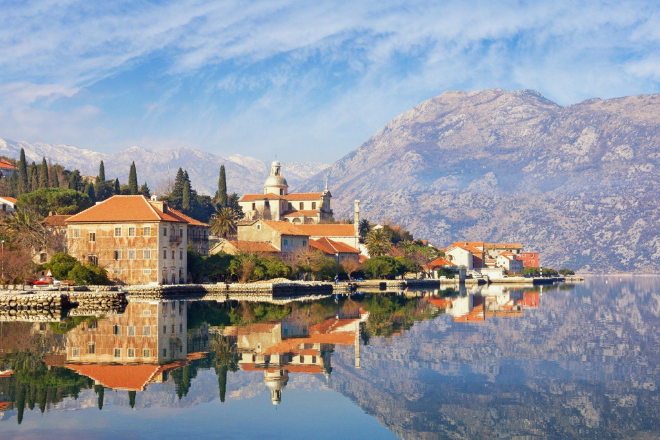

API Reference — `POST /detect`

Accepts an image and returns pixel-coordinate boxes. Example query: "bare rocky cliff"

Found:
[298,89,660,272]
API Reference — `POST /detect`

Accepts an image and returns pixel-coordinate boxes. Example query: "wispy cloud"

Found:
[0,0,659,160]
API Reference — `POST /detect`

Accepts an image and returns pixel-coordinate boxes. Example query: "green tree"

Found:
[170,168,186,208]
[95,161,110,202]
[215,165,228,207]
[114,178,120,195]
[18,148,29,194]
[128,161,138,195]
[17,188,93,217]
[29,163,38,192]
[39,157,49,189]
[52,166,59,188]
[363,256,399,279]
[559,268,575,276]
[84,182,96,203]
[43,253,78,280]
[210,207,236,238]
[68,263,109,285]
[68,170,82,191]
[358,219,371,243]
[94,385,104,410]
[365,228,392,257]
[182,180,191,212]
[139,182,150,198]
[128,391,136,408]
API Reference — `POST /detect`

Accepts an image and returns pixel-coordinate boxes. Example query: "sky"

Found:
[1,0,660,163]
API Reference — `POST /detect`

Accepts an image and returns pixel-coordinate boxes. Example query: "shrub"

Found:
[17,188,93,218]
[559,268,575,276]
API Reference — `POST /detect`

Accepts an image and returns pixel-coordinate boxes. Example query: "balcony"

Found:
[169,235,182,244]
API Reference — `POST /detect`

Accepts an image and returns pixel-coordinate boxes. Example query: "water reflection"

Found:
[2,279,660,439]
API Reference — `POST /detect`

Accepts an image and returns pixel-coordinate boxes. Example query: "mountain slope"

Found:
[0,139,329,196]
[298,89,660,272]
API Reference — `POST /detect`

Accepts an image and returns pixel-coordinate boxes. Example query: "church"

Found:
[238,161,333,224]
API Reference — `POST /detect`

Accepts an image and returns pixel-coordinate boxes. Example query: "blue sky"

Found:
[1,0,660,163]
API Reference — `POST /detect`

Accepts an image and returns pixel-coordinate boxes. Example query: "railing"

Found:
[169,235,182,244]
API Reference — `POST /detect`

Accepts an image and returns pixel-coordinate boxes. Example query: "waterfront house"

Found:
[309,237,360,264]
[236,219,309,264]
[496,251,523,273]
[295,224,360,249]
[65,195,204,285]
[519,251,539,268]
[211,239,281,257]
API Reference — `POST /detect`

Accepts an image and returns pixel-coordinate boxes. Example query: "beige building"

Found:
[211,239,281,257]
[66,195,207,285]
[236,219,310,264]
[238,161,333,223]
[36,214,71,264]
[310,237,360,264]
[295,224,360,249]
[496,251,524,273]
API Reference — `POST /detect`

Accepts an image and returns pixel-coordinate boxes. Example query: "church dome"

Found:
[264,174,288,188]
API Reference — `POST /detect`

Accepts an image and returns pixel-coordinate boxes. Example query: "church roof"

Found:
[262,221,308,236]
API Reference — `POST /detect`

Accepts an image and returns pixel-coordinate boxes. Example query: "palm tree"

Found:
[1,209,49,251]
[365,228,392,257]
[210,207,237,238]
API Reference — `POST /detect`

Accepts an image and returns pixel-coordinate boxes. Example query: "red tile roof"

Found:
[66,195,188,223]
[427,257,456,268]
[240,194,283,202]
[229,241,280,253]
[484,243,523,250]
[42,214,72,227]
[283,193,323,201]
[168,208,209,227]
[0,196,17,204]
[295,224,356,237]
[262,221,308,236]
[65,364,171,391]
[282,210,319,217]
[310,237,359,255]
[0,370,13,378]
[0,159,17,170]
[0,402,11,412]
[359,255,369,264]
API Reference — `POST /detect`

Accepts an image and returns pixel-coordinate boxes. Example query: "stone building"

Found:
[36,214,71,264]
[238,161,333,223]
[65,195,207,285]
[496,251,524,273]
[295,224,360,249]
[310,237,360,264]
[236,219,310,264]
[210,239,281,257]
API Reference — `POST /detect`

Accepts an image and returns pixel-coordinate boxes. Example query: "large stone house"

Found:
[238,161,333,224]
[236,219,310,264]
[66,195,207,285]
[37,214,71,264]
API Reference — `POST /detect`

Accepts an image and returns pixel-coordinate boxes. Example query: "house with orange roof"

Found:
[484,242,523,258]
[0,159,17,179]
[66,195,205,285]
[238,161,333,224]
[0,196,17,215]
[295,223,360,249]
[310,237,360,264]
[211,239,281,257]
[496,251,523,273]
[236,219,310,263]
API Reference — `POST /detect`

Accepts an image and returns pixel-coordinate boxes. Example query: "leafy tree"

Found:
[39,158,49,189]
[43,253,78,280]
[362,256,402,279]
[68,262,109,285]
[68,170,82,192]
[210,207,236,238]
[18,148,29,194]
[365,228,392,257]
[139,182,150,198]
[559,268,575,275]
[182,180,191,212]
[17,187,93,217]
[215,165,228,207]
[128,161,138,195]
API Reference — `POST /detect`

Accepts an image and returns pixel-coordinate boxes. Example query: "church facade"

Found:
[238,161,333,224]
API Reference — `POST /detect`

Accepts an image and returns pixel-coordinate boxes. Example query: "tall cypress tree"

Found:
[217,366,227,403]
[95,161,107,201]
[114,178,120,195]
[85,182,96,203]
[29,163,38,192]
[39,157,49,189]
[128,391,136,408]
[69,170,82,191]
[95,385,104,410]
[128,161,138,195]
[18,148,28,194]
[170,168,185,209]
[182,180,191,212]
[216,165,228,207]
[52,165,60,188]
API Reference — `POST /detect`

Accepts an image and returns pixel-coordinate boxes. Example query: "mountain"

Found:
[298,88,660,273]
[0,139,329,197]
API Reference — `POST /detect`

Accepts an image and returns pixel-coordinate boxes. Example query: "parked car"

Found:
[29,277,61,286]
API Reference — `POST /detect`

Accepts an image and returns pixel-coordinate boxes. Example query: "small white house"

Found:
[0,196,17,215]
[496,252,523,273]
[446,246,474,270]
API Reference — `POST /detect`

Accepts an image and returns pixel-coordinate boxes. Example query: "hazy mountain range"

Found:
[299,89,660,273]
[0,139,329,197]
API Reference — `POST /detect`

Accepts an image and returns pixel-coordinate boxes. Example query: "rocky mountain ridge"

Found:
[299,89,660,272]
[0,139,329,197]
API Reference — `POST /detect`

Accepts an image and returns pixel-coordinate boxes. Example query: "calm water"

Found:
[1,277,660,439]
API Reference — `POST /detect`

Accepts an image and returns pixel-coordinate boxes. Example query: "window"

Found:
[179,250,183,259]
[89,232,96,242]
[128,227,135,236]
[143,226,151,236]
[162,303,168,314]
[300,355,304,363]
[88,255,98,265]
[163,249,168,259]
[113,325,121,335]
[312,202,316,209]
[171,325,175,334]
[143,268,151,275]
[312,355,317,364]
[163,228,167,236]
[143,325,151,336]
[303,240,307,246]
[171,250,175,259]
[179,323,183,333]
[89,320,98,331]
[163,325,167,334]
[73,228,80,238]
[72,347,80,357]
[299,202,304,210]
[114,348,121,358]
[283,239,288,248]
[114,227,122,237]
[142,309,151,316]
[114,249,122,260]
[280,189,283,195]
[179,228,183,237]
[179,303,184,314]
[128,249,136,260]
[163,348,167,357]
[128,348,135,358]
[143,349,151,357]
[252,202,256,210]
[256,224,261,230]
[88,342,95,354]
[128,326,135,336]
[143,248,151,260]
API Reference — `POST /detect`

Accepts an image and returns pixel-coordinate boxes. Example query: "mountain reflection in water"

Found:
[1,277,660,440]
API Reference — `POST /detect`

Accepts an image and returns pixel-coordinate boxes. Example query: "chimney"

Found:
[354,200,360,237]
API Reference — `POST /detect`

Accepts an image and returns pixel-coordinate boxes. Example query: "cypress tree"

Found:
[8,172,19,198]
[85,182,96,203]
[29,163,38,192]
[95,161,107,201]
[18,148,28,194]
[182,180,191,212]
[128,161,138,195]
[170,168,185,209]
[69,170,82,191]
[114,178,120,195]
[139,182,150,198]
[95,385,104,410]
[98,161,106,181]
[39,157,49,189]
[52,166,60,188]
[218,366,227,403]
[216,165,228,207]
[128,391,136,408]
